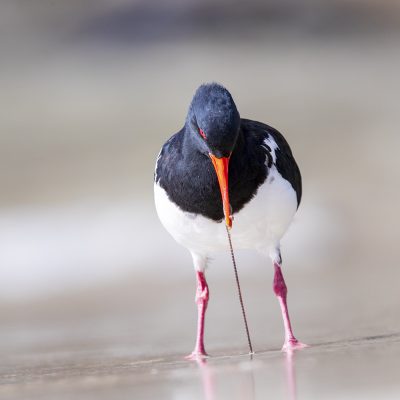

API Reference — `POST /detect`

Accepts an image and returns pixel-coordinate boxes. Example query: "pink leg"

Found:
[186,271,209,359]
[273,262,307,351]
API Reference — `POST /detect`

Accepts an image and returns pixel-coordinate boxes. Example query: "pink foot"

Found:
[282,338,309,352]
[185,350,209,360]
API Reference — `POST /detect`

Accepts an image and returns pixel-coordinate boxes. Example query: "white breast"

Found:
[154,164,297,259]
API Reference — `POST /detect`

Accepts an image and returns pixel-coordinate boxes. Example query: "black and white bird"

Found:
[154,83,306,358]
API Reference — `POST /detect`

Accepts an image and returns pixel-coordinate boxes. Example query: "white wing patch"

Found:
[154,148,163,182]
[261,134,279,164]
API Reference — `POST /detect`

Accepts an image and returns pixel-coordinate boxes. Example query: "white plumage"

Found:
[154,136,298,271]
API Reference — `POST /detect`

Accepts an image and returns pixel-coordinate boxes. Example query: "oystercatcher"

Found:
[154,83,306,358]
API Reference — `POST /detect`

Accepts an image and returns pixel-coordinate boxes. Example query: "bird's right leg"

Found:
[187,255,209,359]
[270,249,307,352]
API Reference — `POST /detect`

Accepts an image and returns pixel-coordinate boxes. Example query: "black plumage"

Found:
[155,83,301,223]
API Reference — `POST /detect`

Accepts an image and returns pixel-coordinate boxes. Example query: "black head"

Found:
[186,83,241,158]
[184,83,240,228]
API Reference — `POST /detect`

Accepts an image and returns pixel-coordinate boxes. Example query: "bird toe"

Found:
[282,339,309,352]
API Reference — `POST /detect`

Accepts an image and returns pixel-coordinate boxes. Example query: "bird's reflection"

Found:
[193,350,298,400]
[193,354,256,400]
[195,358,215,400]
[284,350,298,400]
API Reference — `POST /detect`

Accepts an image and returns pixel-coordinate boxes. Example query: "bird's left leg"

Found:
[187,254,209,359]
[271,251,307,351]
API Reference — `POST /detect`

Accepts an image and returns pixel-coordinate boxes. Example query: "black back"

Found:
[155,119,302,222]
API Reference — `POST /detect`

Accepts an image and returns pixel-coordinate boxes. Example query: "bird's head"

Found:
[186,83,241,228]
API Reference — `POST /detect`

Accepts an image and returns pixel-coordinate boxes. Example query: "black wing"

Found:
[241,119,302,207]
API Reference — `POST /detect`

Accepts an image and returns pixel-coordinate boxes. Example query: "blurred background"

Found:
[1,0,400,392]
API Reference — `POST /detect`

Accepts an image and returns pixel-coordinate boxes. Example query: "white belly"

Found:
[154,165,297,257]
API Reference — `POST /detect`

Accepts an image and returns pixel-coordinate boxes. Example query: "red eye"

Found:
[199,129,207,139]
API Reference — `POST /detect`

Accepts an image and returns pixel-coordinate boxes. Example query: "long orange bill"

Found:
[209,154,232,229]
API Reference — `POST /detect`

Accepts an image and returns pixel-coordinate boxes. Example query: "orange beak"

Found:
[209,154,232,229]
